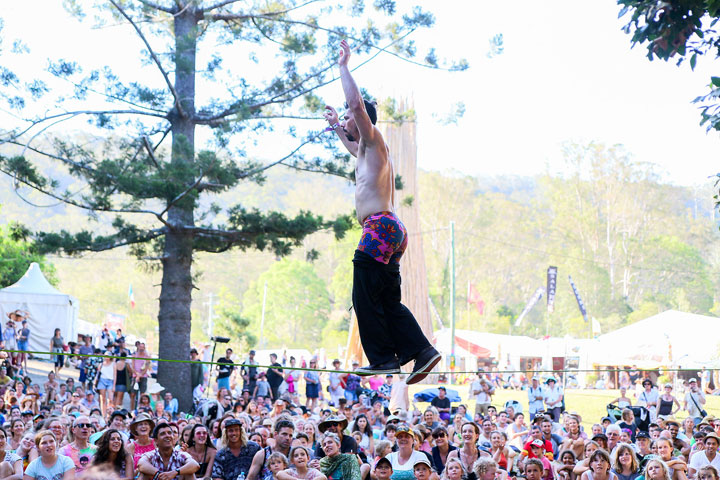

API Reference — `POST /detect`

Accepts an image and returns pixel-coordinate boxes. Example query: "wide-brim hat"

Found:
[545,377,556,384]
[663,417,680,427]
[146,379,165,394]
[130,413,156,435]
[318,415,348,433]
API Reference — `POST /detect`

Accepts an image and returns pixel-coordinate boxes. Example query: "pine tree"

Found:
[0,0,464,409]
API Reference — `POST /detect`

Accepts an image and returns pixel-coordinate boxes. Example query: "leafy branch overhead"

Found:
[0,0,464,258]
[617,0,720,211]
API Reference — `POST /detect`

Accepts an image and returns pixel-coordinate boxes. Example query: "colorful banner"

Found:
[514,286,545,326]
[546,266,557,313]
[568,275,588,322]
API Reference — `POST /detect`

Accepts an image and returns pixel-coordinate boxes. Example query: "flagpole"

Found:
[450,221,456,384]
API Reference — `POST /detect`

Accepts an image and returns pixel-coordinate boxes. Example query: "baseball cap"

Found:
[531,439,545,449]
[395,424,413,436]
[224,419,243,428]
[601,416,612,423]
[636,431,650,439]
[249,350,256,355]
[413,458,432,469]
[689,378,698,383]
[438,386,446,391]
[375,457,392,469]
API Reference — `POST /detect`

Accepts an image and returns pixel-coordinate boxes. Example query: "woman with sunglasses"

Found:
[431,427,457,475]
[186,424,217,480]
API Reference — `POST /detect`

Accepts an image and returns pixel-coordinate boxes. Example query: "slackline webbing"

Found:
[2,349,715,376]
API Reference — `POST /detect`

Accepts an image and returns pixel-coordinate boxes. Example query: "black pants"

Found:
[352,250,431,366]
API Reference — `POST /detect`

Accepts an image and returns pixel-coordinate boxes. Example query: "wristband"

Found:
[324,123,340,132]
[153,472,160,480]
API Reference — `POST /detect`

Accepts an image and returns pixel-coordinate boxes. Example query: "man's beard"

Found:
[344,129,356,142]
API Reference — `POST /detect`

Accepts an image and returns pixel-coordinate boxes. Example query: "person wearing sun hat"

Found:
[413,457,433,480]
[689,432,720,476]
[373,456,393,480]
[543,377,563,422]
[128,413,156,469]
[385,424,433,478]
[684,378,707,425]
[639,378,659,420]
[314,416,357,459]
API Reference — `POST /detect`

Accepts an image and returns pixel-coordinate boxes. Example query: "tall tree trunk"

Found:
[158,4,197,411]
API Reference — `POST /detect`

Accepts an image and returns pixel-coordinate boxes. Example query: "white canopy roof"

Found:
[0,263,78,357]
[589,310,720,367]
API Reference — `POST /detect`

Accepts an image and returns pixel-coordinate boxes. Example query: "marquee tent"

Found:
[0,263,78,358]
[589,310,720,368]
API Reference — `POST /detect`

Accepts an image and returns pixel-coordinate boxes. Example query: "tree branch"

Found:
[135,0,175,13]
[159,172,206,218]
[238,130,326,179]
[1,109,168,146]
[40,228,166,254]
[201,0,245,12]
[143,136,161,168]
[108,0,187,119]
[204,0,322,20]
[0,163,169,225]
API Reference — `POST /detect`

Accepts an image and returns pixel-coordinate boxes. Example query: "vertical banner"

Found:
[468,283,485,315]
[546,266,558,313]
[568,275,588,322]
[514,286,545,326]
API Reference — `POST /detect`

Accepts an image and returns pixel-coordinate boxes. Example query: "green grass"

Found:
[408,385,720,429]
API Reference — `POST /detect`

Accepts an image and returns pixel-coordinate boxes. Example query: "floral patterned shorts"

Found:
[357,211,408,264]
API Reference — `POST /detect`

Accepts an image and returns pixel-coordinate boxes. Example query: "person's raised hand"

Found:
[324,105,339,126]
[338,39,351,67]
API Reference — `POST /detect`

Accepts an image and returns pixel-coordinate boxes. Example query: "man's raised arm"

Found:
[324,105,358,157]
[338,40,376,144]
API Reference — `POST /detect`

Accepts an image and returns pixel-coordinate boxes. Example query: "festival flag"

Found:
[467,283,485,315]
[514,286,545,326]
[546,266,558,313]
[128,283,135,309]
[568,275,588,322]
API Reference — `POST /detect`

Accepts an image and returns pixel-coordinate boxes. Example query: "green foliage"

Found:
[242,258,331,348]
[418,141,720,337]
[617,1,720,209]
[0,220,56,287]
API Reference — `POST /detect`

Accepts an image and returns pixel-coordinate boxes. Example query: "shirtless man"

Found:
[323,40,440,385]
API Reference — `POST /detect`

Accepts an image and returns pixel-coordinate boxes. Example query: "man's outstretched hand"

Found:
[339,39,351,67]
[324,105,339,126]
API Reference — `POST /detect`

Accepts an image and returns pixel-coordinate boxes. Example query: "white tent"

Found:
[0,263,78,358]
[589,310,720,368]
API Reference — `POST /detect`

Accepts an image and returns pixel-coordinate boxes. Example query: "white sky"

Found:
[1,0,718,187]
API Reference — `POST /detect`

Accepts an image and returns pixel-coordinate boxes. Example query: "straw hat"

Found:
[317,415,349,433]
[129,413,156,436]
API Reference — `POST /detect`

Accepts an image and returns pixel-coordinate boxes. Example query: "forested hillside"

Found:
[1,141,717,351]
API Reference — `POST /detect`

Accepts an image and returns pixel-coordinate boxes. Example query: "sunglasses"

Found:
[74,423,93,429]
[326,422,340,427]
